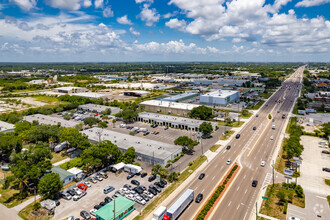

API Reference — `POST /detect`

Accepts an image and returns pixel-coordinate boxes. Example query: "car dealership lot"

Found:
[55,170,166,220]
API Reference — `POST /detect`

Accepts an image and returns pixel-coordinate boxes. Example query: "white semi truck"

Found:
[162,189,194,220]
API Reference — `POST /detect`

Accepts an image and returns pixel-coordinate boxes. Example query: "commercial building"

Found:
[137,112,218,131]
[124,90,150,97]
[73,92,107,99]
[24,114,80,127]
[82,127,182,166]
[200,90,240,106]
[140,100,200,116]
[78,104,121,115]
[0,121,15,133]
[54,86,88,94]
[95,195,135,220]
[162,92,198,102]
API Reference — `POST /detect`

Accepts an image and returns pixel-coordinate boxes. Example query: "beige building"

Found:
[140,100,200,116]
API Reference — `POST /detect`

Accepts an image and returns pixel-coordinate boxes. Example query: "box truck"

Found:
[163,189,194,220]
[152,206,166,220]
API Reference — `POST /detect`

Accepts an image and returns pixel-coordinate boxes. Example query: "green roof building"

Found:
[51,166,75,186]
[95,195,135,220]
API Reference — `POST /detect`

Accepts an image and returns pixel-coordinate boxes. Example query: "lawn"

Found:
[327,195,330,207]
[133,155,207,220]
[18,199,52,220]
[260,183,305,220]
[50,152,68,164]
[33,96,67,105]
[220,130,235,140]
[258,91,273,99]
[251,100,265,110]
[240,112,253,119]
[218,121,244,127]
[209,144,221,152]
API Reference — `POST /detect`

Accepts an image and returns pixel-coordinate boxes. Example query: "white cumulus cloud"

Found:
[94,0,104,8]
[45,0,82,10]
[165,18,186,31]
[129,27,140,36]
[10,0,36,11]
[117,15,133,25]
[103,6,114,17]
[296,0,330,7]
[138,4,160,26]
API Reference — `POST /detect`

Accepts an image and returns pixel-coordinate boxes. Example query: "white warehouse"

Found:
[200,90,240,106]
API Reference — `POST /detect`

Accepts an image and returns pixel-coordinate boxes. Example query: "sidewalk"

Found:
[53,157,71,166]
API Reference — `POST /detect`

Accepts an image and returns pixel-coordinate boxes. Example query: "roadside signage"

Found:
[284,175,292,179]
[262,196,269,200]
[293,157,300,161]
[284,169,293,176]
[296,160,302,165]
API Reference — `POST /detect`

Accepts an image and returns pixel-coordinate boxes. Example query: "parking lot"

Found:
[54,170,168,220]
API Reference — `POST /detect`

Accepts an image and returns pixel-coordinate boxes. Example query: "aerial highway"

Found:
[164,66,304,220]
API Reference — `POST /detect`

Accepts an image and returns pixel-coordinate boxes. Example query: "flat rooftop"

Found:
[55,86,85,91]
[24,114,80,127]
[141,100,200,110]
[202,90,239,98]
[0,120,14,132]
[82,127,181,160]
[78,104,120,114]
[138,112,218,128]
[162,92,198,102]
[73,92,106,99]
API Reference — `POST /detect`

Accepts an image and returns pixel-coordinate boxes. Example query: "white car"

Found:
[288,217,300,220]
[145,191,154,198]
[260,161,266,167]
[270,136,274,140]
[226,159,231,165]
[96,175,103,181]
[90,209,97,216]
[84,182,91,188]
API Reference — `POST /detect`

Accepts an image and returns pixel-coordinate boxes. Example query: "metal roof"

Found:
[95,195,135,220]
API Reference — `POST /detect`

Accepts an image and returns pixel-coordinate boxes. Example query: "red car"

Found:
[77,184,88,191]
[154,131,159,135]
[94,114,98,117]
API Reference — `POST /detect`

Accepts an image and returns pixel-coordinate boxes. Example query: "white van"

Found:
[120,124,126,128]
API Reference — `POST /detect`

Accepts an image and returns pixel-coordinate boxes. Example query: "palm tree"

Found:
[112,119,116,128]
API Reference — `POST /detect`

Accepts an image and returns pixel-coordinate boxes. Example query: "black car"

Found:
[198,173,205,180]
[124,184,133,190]
[236,134,240,139]
[94,205,102,210]
[127,173,135,180]
[321,150,330,154]
[80,211,91,220]
[226,145,231,150]
[99,201,106,207]
[141,193,149,201]
[140,185,147,191]
[104,196,112,203]
[322,168,330,172]
[54,200,60,206]
[155,182,164,188]
[67,189,76,196]
[160,179,167,185]
[131,180,140,186]
[195,193,203,203]
[143,131,150,135]
[253,126,257,130]
[148,188,157,195]
[252,180,258,187]
[133,186,144,194]
[148,175,156,182]
[141,172,147,178]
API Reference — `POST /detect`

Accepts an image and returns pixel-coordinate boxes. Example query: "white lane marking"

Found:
[243,211,248,220]
[316,196,326,200]
[237,186,240,191]
[212,176,216,180]
[237,204,240,210]
[215,164,218,168]
[228,201,231,207]
[244,189,247,194]
[195,186,198,191]
[243,175,246,179]
[201,189,205,193]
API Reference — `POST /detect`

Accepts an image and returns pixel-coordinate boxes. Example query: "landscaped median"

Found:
[195,164,240,220]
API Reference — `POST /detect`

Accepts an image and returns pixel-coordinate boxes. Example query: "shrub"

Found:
[295,185,304,198]
[188,162,193,166]
[32,202,41,211]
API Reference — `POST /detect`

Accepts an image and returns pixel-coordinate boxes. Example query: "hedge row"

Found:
[196,165,238,220]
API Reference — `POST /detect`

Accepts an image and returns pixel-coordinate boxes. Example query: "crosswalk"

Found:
[262,173,272,187]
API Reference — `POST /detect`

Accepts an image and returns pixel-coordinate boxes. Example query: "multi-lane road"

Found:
[165,66,304,220]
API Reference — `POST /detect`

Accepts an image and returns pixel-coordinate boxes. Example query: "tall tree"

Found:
[174,136,198,152]
[123,147,136,164]
[189,106,214,120]
[38,173,63,199]
[199,122,213,137]
[60,127,91,150]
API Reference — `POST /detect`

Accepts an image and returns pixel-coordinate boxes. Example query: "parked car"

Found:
[321,150,330,154]
[131,180,140,186]
[124,184,133,190]
[154,131,159,135]
[164,127,168,130]
[99,172,108,179]
[104,186,115,194]
[96,175,103,181]
[90,178,97,184]
[77,184,88,191]
[89,209,97,216]
[84,182,91,188]
[94,205,102,210]
[140,172,147,178]
[160,179,167,185]
[67,189,76,196]
[62,192,72,200]
[127,173,135,180]
[198,173,205,180]
[148,188,157,195]
[148,175,156,182]
[155,182,164,188]
[141,193,149,202]
[104,196,112,203]
[80,211,91,220]
[195,193,203,203]
[226,145,231,150]
[54,200,60,206]
[252,180,258,187]
[143,131,150,135]
[287,217,300,220]
[322,168,330,172]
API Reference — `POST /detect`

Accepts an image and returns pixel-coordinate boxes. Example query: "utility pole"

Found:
[113,198,116,220]
[272,160,275,187]
[152,151,155,166]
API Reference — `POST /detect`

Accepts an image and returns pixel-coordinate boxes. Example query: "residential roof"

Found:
[67,167,83,175]
[95,195,135,220]
[81,127,182,160]
[51,166,74,181]
[141,100,200,110]
[0,120,14,132]
[24,114,80,127]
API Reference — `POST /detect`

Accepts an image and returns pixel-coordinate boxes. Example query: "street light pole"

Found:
[256,202,258,220]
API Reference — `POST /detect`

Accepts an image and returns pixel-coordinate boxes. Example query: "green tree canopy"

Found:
[123,147,136,164]
[60,127,91,150]
[101,108,112,115]
[189,106,214,120]
[38,173,63,199]
[98,121,108,128]
[84,117,100,126]
[174,136,198,152]
[152,164,169,178]
[0,133,22,161]
[199,122,213,137]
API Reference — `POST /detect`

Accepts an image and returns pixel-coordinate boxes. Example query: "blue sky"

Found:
[0,0,329,62]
